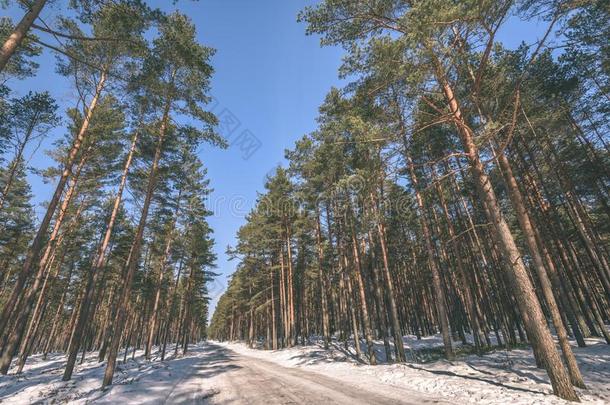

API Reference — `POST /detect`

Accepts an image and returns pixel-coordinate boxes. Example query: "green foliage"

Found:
[0,17,42,80]
[0,159,34,276]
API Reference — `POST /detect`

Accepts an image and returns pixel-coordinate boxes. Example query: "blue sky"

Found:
[3,1,550,316]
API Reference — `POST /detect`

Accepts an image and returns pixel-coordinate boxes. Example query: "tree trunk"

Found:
[43,263,73,359]
[0,0,48,73]
[405,156,455,360]
[371,193,406,362]
[344,267,362,361]
[437,73,578,401]
[63,130,138,380]
[315,207,331,349]
[270,267,277,350]
[279,247,289,347]
[102,94,171,388]
[145,195,181,359]
[285,223,296,346]
[0,147,90,374]
[349,214,377,364]
[494,143,585,388]
[0,70,106,337]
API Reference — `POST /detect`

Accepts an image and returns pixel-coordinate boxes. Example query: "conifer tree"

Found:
[102,12,223,387]
[0,91,59,211]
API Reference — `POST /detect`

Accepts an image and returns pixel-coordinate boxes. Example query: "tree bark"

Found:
[0,146,90,374]
[494,143,585,388]
[348,213,377,364]
[285,222,296,346]
[0,0,48,73]
[145,191,181,359]
[315,207,331,349]
[102,94,171,388]
[405,156,455,360]
[62,131,138,380]
[436,72,578,401]
[0,70,106,337]
[370,191,406,362]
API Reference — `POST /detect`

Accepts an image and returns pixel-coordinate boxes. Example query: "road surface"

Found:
[161,344,446,404]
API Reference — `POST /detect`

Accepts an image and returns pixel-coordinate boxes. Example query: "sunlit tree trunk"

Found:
[436,70,578,401]
[102,94,171,387]
[0,71,106,338]
[0,0,48,73]
[63,130,138,380]
[493,142,585,388]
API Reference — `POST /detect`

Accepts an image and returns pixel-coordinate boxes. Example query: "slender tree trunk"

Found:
[343,263,362,361]
[63,131,138,380]
[494,143,585,388]
[146,190,181,359]
[371,193,406,362]
[315,207,331,349]
[62,132,139,381]
[161,256,183,360]
[348,213,376,364]
[285,223,296,346]
[0,117,37,211]
[181,265,196,354]
[270,267,277,350]
[0,148,90,374]
[248,285,255,348]
[0,0,48,73]
[372,260,393,362]
[102,94,171,388]
[43,264,72,359]
[436,72,578,401]
[405,156,455,360]
[279,247,288,347]
[0,71,106,337]
[16,232,69,373]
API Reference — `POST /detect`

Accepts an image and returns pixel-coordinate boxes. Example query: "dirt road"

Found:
[163,344,445,404]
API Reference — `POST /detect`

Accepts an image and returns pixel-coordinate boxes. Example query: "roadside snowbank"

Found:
[215,336,610,405]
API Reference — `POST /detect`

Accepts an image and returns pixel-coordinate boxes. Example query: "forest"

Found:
[209,0,610,402]
[0,0,223,389]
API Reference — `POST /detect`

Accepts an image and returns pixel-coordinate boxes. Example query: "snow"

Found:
[0,336,608,404]
[0,346,217,404]
[215,336,610,405]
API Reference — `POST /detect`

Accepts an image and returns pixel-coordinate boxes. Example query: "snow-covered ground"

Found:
[0,345,218,404]
[216,336,610,405]
[0,336,608,404]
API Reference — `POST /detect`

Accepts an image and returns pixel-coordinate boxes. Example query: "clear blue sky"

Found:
[3,1,549,317]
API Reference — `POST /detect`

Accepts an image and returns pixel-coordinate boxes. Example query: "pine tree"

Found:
[0,159,34,291]
[299,1,579,399]
[102,12,223,387]
[0,91,59,211]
